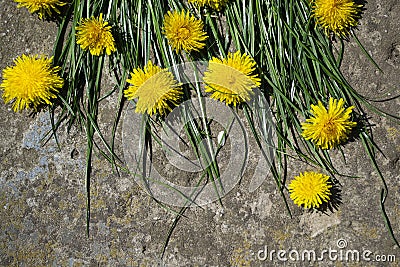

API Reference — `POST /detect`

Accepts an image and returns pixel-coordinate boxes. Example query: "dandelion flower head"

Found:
[124,61,182,116]
[1,54,63,112]
[163,10,208,53]
[312,0,363,37]
[301,98,356,149]
[203,51,261,106]
[188,0,230,11]
[76,13,116,56]
[289,171,332,209]
[14,0,66,19]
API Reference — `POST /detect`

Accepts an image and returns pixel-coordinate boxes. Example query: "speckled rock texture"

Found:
[0,0,399,266]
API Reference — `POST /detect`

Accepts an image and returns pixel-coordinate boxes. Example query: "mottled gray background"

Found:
[0,0,399,266]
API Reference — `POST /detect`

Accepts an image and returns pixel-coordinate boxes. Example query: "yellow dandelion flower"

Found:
[289,171,332,209]
[124,61,182,116]
[14,0,66,19]
[312,0,363,37]
[76,13,116,56]
[301,98,356,149]
[188,0,208,7]
[203,51,261,106]
[0,54,63,112]
[163,10,208,53]
[188,0,230,11]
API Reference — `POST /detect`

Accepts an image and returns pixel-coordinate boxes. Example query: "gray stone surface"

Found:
[0,0,399,266]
